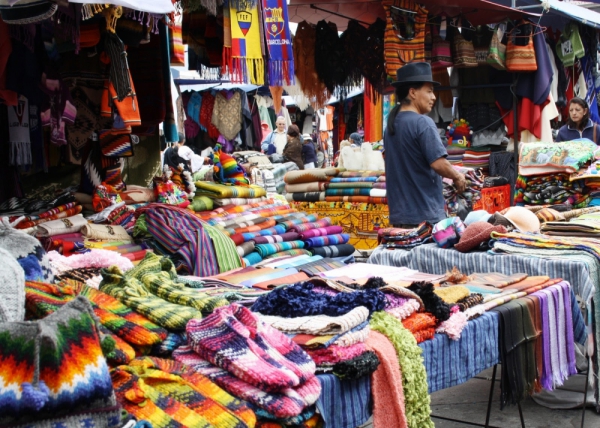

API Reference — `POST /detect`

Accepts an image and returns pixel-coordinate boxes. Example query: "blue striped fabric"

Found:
[316,374,372,428]
[141,204,220,277]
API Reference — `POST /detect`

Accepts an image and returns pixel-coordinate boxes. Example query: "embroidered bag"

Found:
[506,24,537,72]
[431,25,452,70]
[487,25,506,70]
[453,33,477,68]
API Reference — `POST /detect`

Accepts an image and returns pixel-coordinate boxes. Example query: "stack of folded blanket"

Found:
[283,167,339,202]
[377,222,433,249]
[173,303,322,426]
[195,181,268,201]
[462,146,491,173]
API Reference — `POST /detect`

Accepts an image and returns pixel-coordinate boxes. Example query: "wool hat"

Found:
[0,247,25,322]
[349,133,362,144]
[0,217,53,282]
[501,206,541,233]
[464,210,492,226]
[0,0,57,24]
[391,62,440,87]
[454,221,507,253]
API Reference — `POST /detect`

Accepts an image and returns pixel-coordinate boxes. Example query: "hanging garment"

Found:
[314,20,345,94]
[340,20,368,90]
[228,2,264,84]
[293,20,329,107]
[211,91,242,140]
[40,75,77,146]
[7,95,32,166]
[199,91,221,139]
[358,18,387,96]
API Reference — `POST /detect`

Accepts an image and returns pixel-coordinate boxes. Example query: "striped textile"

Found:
[252,232,300,245]
[330,177,378,183]
[195,182,267,199]
[315,374,372,428]
[297,259,347,276]
[326,182,374,189]
[277,214,319,230]
[242,225,288,241]
[325,188,372,197]
[419,312,499,393]
[225,219,277,235]
[203,223,243,273]
[336,171,383,178]
[300,226,344,240]
[305,234,350,248]
[213,197,267,206]
[290,218,332,233]
[138,204,219,277]
[310,244,356,258]
[368,244,588,345]
[243,252,263,266]
[324,196,371,203]
[265,249,312,259]
[255,241,306,258]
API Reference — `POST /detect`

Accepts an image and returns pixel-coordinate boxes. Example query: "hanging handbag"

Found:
[431,25,453,69]
[453,32,477,68]
[506,26,537,72]
[487,25,507,70]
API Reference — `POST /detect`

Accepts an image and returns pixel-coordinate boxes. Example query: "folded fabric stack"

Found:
[377,222,433,249]
[195,181,267,201]
[173,303,322,426]
[250,161,299,194]
[283,167,339,202]
[515,173,588,207]
[446,145,466,166]
[252,282,385,379]
[325,171,387,204]
[462,146,491,173]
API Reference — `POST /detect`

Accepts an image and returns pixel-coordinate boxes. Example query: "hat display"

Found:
[0,0,57,25]
[0,247,25,322]
[464,210,492,226]
[454,222,507,253]
[391,62,440,87]
[501,207,541,233]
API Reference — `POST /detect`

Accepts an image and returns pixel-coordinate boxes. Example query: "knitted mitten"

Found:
[187,304,315,392]
[173,346,321,419]
[126,358,256,428]
[100,266,203,330]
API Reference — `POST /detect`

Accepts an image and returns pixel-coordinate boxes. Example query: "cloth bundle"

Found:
[236,241,256,257]
[401,312,437,343]
[325,188,372,197]
[310,244,355,258]
[252,232,300,244]
[174,303,321,420]
[514,173,587,207]
[195,182,267,199]
[284,168,338,184]
[285,192,326,202]
[299,226,344,239]
[377,222,433,249]
[304,233,350,248]
[81,223,133,241]
[289,217,332,233]
[277,214,319,230]
[36,214,88,237]
[255,240,306,258]
[15,203,83,230]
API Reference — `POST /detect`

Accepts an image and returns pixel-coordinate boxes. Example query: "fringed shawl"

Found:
[314,20,346,96]
[293,21,329,107]
[359,18,387,98]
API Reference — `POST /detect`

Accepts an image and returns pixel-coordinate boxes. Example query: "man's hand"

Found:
[453,173,467,194]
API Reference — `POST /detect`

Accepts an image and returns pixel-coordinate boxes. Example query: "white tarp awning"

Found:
[69,0,174,14]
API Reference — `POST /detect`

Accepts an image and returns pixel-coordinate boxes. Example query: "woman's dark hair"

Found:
[287,124,300,138]
[386,82,426,136]
[568,97,590,131]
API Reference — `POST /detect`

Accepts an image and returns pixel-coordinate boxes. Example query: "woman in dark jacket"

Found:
[556,97,600,144]
[301,133,318,169]
[283,125,304,170]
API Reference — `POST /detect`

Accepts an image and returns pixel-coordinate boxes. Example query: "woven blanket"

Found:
[372,182,386,189]
[310,244,355,258]
[265,249,312,259]
[237,241,256,257]
[299,226,343,239]
[305,234,350,248]
[277,214,318,229]
[16,205,83,229]
[285,182,328,193]
[519,140,597,176]
[324,196,371,203]
[243,252,264,266]
[370,189,386,198]
[284,168,338,184]
[369,197,388,204]
[195,182,267,199]
[325,188,372,197]
[255,240,306,258]
[285,192,326,202]
[252,232,300,244]
[242,224,288,240]
[252,272,310,290]
[336,171,383,178]
[226,219,277,235]
[330,177,378,183]
[289,218,333,233]
[214,197,267,206]
[327,182,374,189]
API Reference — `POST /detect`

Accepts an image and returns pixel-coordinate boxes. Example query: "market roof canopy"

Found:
[287,0,539,30]
[68,0,174,13]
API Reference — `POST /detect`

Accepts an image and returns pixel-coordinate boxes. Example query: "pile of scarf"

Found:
[195,181,267,199]
[377,222,433,249]
[173,303,320,425]
[514,173,588,207]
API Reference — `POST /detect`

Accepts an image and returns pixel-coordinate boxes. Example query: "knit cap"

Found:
[186,303,317,393]
[0,247,25,322]
[0,217,53,282]
[211,143,249,186]
[454,222,507,253]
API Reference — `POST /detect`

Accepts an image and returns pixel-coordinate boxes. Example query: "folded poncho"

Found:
[304,233,350,248]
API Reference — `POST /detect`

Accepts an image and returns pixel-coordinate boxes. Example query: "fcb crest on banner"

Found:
[264,7,284,38]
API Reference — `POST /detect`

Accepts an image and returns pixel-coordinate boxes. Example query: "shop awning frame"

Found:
[509,0,600,28]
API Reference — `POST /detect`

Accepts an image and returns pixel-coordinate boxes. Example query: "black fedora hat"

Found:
[0,0,57,25]
[391,62,440,87]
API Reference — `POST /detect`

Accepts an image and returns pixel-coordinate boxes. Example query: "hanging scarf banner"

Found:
[261,0,294,86]
[229,0,264,84]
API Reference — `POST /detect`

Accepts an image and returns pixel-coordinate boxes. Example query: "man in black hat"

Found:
[384,62,466,228]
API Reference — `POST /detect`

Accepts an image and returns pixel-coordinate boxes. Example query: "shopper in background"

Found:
[556,97,600,144]
[261,116,288,154]
[301,133,317,169]
[283,125,304,170]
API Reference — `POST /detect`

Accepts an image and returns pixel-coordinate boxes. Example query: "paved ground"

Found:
[429,367,600,428]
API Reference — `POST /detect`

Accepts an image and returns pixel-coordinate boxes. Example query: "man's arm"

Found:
[430,157,467,193]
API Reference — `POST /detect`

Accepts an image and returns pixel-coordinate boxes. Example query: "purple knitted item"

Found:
[173,346,321,418]
[186,303,316,392]
[384,293,410,309]
[560,283,577,376]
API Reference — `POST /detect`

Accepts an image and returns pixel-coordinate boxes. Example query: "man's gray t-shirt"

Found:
[384,111,448,225]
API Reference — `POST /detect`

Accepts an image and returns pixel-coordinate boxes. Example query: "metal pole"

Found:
[512,80,518,206]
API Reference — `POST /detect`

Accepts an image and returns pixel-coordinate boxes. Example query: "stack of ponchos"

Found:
[284,169,387,204]
[444,167,484,216]
[172,303,322,425]
[252,282,384,378]
[462,146,491,173]
[377,222,433,249]
[514,174,588,207]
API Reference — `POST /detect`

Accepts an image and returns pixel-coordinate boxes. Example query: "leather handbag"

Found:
[487,26,506,70]
[506,27,537,72]
[453,33,477,68]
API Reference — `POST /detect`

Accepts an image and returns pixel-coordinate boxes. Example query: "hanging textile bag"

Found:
[506,28,537,72]
[487,25,506,70]
[431,25,452,69]
[98,130,135,157]
[453,33,477,68]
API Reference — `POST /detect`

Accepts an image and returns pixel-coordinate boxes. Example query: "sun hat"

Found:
[464,210,492,226]
[454,222,507,253]
[501,206,541,233]
[0,0,57,24]
[391,62,440,87]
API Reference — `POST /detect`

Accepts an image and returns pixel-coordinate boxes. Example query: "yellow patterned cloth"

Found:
[291,201,390,250]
